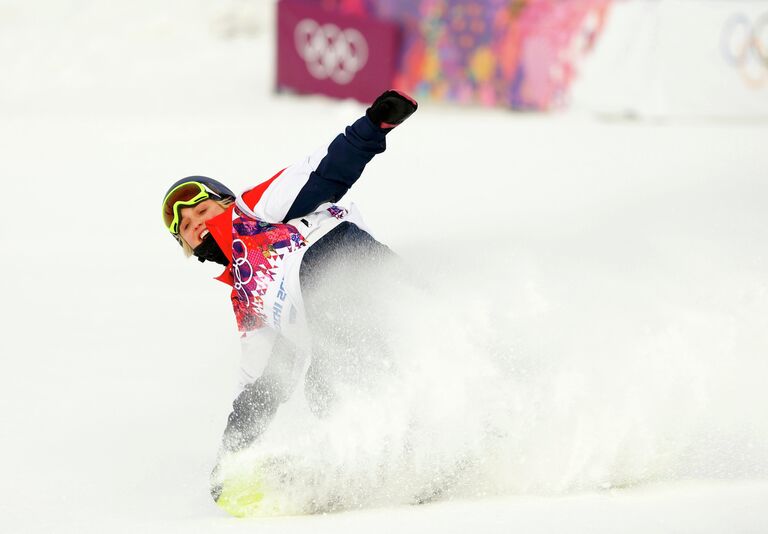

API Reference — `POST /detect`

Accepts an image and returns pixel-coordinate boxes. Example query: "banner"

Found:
[276,0,400,103]
[572,0,768,119]
[277,0,611,110]
[377,0,611,110]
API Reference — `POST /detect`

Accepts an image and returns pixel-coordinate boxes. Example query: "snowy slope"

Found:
[1,1,767,533]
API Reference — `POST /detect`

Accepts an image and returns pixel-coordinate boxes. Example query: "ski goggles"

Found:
[162,181,211,235]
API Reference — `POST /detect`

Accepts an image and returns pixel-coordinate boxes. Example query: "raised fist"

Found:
[366,90,418,129]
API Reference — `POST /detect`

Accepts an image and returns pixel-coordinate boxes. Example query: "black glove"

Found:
[366,90,418,129]
[221,376,286,453]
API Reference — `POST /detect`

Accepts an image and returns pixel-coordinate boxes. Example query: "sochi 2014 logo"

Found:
[294,18,369,85]
[720,13,768,88]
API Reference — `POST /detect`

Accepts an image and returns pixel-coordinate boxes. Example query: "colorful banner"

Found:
[279,0,611,110]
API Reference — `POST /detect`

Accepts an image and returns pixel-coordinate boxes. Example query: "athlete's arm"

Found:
[237,90,417,223]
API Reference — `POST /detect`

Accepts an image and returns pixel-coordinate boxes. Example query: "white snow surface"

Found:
[1,1,768,533]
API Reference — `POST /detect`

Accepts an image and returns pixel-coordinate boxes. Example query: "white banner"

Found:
[572,0,768,119]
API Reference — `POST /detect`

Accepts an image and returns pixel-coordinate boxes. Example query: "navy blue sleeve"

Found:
[283,116,388,222]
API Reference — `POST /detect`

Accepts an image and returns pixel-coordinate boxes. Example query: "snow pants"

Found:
[299,221,398,417]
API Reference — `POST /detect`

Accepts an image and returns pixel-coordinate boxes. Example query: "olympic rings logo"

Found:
[294,18,368,85]
[232,238,253,306]
[720,13,768,88]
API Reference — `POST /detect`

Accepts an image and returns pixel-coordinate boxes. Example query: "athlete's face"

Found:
[179,199,225,249]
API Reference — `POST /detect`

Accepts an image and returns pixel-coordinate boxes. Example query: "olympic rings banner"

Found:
[277,0,400,102]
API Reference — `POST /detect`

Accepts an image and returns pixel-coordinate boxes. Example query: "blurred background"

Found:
[1,1,767,533]
[273,0,768,118]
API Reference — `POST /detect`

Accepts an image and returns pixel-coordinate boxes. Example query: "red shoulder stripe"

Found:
[240,168,286,211]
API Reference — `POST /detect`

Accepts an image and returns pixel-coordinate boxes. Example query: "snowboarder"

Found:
[161,90,417,500]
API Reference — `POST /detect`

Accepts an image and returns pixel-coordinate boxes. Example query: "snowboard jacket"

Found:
[203,115,390,391]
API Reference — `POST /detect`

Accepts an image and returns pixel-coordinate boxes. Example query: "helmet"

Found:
[162,176,235,245]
